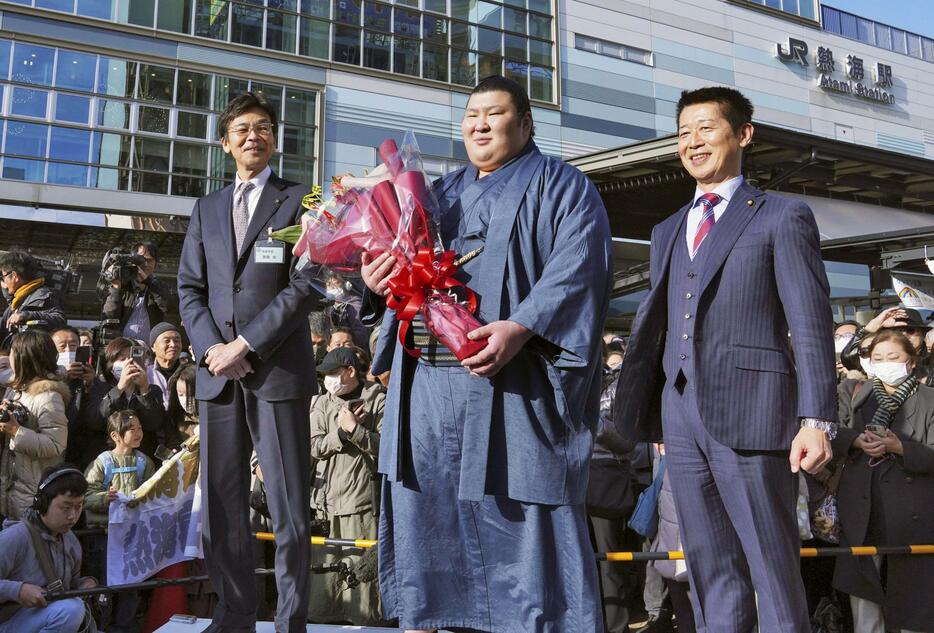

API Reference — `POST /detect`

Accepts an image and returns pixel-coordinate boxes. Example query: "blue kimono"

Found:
[370,142,612,632]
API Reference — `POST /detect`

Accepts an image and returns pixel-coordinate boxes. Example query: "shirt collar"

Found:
[235,165,272,191]
[691,175,744,208]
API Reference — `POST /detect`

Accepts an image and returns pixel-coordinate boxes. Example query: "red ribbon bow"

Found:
[386,248,478,358]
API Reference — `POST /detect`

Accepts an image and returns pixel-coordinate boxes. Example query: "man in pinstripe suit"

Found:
[614,87,838,632]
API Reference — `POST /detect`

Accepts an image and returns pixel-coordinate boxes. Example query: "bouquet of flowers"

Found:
[272,132,486,361]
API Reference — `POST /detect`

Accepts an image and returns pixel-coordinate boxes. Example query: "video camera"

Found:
[96,248,147,295]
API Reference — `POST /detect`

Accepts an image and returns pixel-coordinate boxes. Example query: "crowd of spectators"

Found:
[0,246,932,633]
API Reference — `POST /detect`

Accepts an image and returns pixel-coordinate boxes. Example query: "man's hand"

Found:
[206,339,253,380]
[17,583,47,608]
[790,426,832,474]
[67,363,96,389]
[361,252,398,297]
[461,320,534,378]
[6,311,25,328]
[338,405,361,434]
[879,430,904,456]
[76,577,97,590]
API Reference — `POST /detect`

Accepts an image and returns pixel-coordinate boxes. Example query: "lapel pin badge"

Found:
[746,199,754,206]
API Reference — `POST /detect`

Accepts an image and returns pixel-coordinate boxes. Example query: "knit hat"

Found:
[149,322,180,347]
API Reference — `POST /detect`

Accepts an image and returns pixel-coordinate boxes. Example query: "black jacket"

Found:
[102,276,174,332]
[0,285,66,342]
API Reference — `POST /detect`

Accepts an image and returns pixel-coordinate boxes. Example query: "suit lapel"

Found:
[217,184,236,270]
[654,203,691,288]
[237,173,289,263]
[698,181,766,295]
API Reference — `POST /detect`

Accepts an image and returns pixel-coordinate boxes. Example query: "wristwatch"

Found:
[801,417,838,440]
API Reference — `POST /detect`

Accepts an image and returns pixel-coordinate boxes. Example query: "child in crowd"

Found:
[84,410,155,633]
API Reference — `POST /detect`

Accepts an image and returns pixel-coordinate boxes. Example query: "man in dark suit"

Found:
[178,92,318,633]
[614,87,838,632]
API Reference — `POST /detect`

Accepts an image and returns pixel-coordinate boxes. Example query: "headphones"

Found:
[32,467,84,515]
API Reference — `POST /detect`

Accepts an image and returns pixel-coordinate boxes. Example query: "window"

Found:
[574,34,652,67]
[738,0,817,21]
[822,5,931,63]
[16,0,558,101]
[0,38,321,194]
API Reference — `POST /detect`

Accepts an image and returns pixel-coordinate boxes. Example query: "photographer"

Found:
[0,465,95,633]
[0,251,65,345]
[308,348,384,625]
[98,337,175,462]
[101,240,174,343]
[0,331,69,523]
[50,326,108,472]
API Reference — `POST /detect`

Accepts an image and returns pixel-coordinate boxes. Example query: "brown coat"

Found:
[0,378,70,521]
[833,380,934,631]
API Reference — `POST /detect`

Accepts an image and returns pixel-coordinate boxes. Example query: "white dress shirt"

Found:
[685,175,744,260]
[234,165,272,225]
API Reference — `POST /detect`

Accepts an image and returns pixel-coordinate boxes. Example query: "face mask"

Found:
[871,361,910,387]
[178,395,192,414]
[57,351,76,368]
[859,357,875,378]
[0,366,12,386]
[833,336,852,353]
[325,288,346,302]
[112,360,125,381]
[323,370,353,396]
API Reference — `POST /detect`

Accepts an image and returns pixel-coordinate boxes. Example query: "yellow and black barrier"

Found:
[252,532,934,561]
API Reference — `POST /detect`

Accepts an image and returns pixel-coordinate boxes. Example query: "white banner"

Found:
[107,436,202,585]
[892,272,934,311]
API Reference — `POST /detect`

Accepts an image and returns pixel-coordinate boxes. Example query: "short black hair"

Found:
[0,250,38,281]
[834,320,861,331]
[107,410,141,448]
[471,75,535,137]
[131,240,159,261]
[38,464,87,501]
[217,91,279,140]
[676,86,754,133]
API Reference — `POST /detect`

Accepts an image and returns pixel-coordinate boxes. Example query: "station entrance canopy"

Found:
[570,123,934,295]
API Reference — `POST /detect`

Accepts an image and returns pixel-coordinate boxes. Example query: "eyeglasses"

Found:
[227,122,274,137]
[1,271,14,280]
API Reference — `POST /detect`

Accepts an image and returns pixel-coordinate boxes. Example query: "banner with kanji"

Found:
[107,436,201,585]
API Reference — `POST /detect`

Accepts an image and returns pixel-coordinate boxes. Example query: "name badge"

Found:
[254,240,286,264]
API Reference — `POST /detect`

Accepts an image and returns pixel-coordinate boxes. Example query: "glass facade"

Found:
[822,5,934,63]
[0,38,320,196]
[738,0,816,21]
[3,0,557,102]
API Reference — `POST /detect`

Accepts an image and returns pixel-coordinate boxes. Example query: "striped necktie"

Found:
[691,192,722,257]
[233,181,254,255]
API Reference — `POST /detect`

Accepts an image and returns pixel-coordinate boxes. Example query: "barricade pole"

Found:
[596,544,934,562]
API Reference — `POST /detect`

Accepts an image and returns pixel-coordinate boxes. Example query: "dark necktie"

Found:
[691,192,722,257]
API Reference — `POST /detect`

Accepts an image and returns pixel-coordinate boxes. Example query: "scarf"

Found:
[10,278,45,310]
[869,376,918,430]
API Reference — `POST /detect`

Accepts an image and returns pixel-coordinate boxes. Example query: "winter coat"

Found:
[309,381,384,516]
[102,275,174,335]
[83,450,156,527]
[0,378,70,521]
[0,285,66,343]
[99,379,172,462]
[833,380,934,632]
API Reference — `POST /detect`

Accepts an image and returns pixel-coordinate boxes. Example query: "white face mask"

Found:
[834,336,852,353]
[57,351,76,368]
[323,370,353,396]
[178,395,191,414]
[325,287,346,302]
[859,357,875,378]
[112,360,125,381]
[871,361,911,387]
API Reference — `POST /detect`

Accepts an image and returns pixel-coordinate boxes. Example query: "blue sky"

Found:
[824,0,934,36]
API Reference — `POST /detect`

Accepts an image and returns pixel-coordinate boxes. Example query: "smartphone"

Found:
[75,346,92,366]
[130,346,146,365]
[346,398,365,412]
[864,423,887,437]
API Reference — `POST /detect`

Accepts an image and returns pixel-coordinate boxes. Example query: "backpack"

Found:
[100,450,147,490]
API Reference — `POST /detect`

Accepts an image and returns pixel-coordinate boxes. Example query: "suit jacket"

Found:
[177,172,318,402]
[614,181,837,450]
